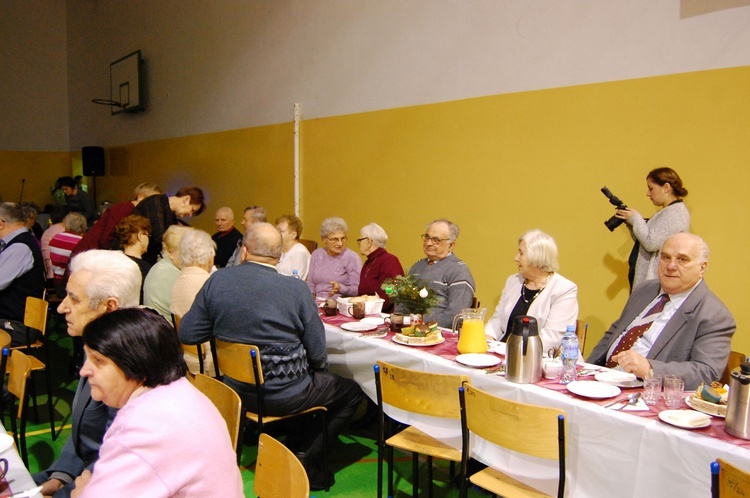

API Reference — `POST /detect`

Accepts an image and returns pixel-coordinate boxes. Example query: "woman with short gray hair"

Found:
[485,229,578,352]
[357,223,403,312]
[307,217,362,298]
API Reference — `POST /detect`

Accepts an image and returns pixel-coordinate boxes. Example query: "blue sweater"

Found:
[180,262,326,402]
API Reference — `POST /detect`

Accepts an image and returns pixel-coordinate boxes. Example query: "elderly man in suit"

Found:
[33,250,141,497]
[588,233,735,390]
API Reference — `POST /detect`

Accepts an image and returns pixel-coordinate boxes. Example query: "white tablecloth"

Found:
[325,323,750,498]
[0,426,41,497]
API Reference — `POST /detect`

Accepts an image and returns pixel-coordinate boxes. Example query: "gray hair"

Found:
[179,229,216,268]
[664,233,710,264]
[0,203,25,224]
[63,212,88,235]
[361,223,388,248]
[427,218,460,242]
[69,250,141,309]
[244,222,282,259]
[320,217,348,238]
[244,206,267,223]
[161,225,193,260]
[519,229,559,272]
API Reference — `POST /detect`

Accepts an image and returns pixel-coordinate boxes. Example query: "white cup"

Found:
[543,358,563,379]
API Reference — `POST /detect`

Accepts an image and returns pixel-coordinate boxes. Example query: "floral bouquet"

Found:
[381,274,440,315]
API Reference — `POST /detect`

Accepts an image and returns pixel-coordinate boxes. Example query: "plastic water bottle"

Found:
[292,269,301,279]
[559,324,579,384]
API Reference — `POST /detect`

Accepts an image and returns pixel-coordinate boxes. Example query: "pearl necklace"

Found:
[521,273,552,304]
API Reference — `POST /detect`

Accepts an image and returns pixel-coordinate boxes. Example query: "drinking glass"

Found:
[663,375,685,408]
[642,375,662,405]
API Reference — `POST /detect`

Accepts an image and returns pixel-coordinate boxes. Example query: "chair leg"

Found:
[427,455,434,498]
[388,445,395,498]
[412,452,419,498]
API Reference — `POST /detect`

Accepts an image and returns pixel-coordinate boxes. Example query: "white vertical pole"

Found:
[294,103,301,217]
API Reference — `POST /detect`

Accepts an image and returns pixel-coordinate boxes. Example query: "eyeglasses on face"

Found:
[326,236,347,244]
[356,237,369,244]
[421,234,449,244]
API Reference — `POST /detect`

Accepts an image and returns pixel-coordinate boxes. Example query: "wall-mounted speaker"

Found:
[82,146,105,177]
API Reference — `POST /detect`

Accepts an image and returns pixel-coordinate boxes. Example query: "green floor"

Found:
[13,314,485,497]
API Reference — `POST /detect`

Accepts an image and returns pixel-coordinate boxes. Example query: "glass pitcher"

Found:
[452,308,488,354]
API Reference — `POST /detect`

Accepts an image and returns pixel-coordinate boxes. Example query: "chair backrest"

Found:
[214,339,262,385]
[375,360,468,419]
[714,458,750,498]
[298,239,317,254]
[192,373,242,453]
[172,314,200,356]
[0,331,11,351]
[721,351,746,386]
[24,296,48,338]
[575,319,588,354]
[461,383,565,462]
[254,433,310,497]
[8,350,32,419]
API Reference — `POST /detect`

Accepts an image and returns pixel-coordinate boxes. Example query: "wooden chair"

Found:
[0,330,11,351]
[172,314,211,376]
[2,350,32,466]
[211,339,328,484]
[374,360,469,498]
[720,351,746,386]
[191,373,242,460]
[575,319,588,354]
[459,383,566,498]
[298,239,318,254]
[711,458,750,498]
[254,433,310,498]
[11,296,55,439]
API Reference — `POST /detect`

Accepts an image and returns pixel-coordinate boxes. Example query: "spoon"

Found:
[614,393,641,411]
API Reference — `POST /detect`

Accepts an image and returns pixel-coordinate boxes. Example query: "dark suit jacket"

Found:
[36,377,116,495]
[587,279,735,390]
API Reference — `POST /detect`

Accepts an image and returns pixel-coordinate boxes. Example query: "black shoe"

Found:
[296,451,335,491]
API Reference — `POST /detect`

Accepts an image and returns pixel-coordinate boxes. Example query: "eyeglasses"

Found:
[356,237,369,243]
[421,234,450,244]
[326,236,347,244]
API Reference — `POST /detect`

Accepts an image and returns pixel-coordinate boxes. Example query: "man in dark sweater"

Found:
[0,202,46,345]
[180,222,363,490]
[211,206,243,268]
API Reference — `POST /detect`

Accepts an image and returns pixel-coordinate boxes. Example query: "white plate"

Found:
[456,354,503,369]
[0,432,13,452]
[595,370,643,388]
[487,341,506,356]
[685,396,726,418]
[392,335,445,347]
[658,409,711,429]
[340,322,377,332]
[360,316,385,326]
[566,380,621,399]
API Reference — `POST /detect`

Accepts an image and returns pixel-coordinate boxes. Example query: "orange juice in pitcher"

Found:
[452,308,488,354]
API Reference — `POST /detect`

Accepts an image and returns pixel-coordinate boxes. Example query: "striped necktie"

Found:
[606,293,670,368]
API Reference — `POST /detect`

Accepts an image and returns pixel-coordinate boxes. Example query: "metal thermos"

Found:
[505,315,543,384]
[725,361,750,439]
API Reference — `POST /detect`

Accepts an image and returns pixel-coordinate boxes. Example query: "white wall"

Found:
[0,0,68,151]
[2,1,750,151]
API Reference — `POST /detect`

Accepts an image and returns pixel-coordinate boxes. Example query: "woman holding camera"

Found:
[616,167,690,289]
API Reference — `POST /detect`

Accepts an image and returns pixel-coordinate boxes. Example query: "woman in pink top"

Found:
[72,308,243,498]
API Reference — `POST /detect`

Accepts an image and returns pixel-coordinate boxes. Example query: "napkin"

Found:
[622,398,649,412]
[665,411,711,427]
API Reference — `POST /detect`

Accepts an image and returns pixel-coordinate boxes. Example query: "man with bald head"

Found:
[211,206,243,268]
[588,233,735,389]
[180,223,363,490]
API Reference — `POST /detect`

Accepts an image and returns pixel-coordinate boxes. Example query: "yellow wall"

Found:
[4,66,749,359]
[0,151,71,206]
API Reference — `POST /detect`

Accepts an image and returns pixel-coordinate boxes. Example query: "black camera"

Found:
[601,186,627,231]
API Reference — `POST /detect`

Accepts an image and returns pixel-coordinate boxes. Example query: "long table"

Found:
[325,322,750,498]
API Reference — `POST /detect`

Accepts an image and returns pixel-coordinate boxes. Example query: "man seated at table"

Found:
[211,206,243,268]
[225,205,267,266]
[33,250,141,497]
[408,218,475,328]
[588,233,735,390]
[179,222,364,490]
